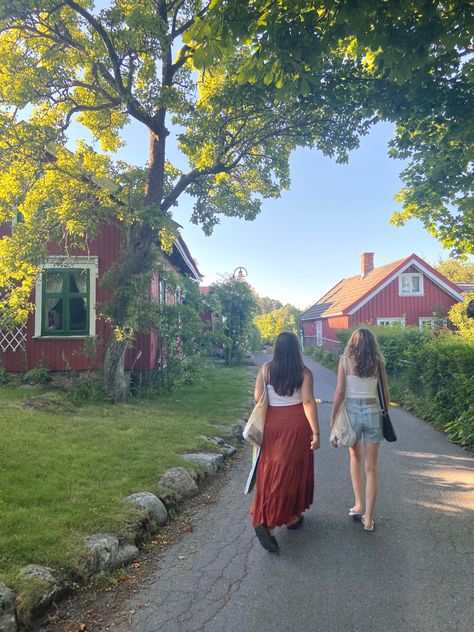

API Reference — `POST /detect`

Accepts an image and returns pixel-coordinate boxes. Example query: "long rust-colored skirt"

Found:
[251,403,314,529]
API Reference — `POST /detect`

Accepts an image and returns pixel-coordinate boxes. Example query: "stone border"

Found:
[3,414,251,630]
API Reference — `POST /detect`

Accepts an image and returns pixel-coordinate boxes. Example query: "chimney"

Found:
[361,252,374,277]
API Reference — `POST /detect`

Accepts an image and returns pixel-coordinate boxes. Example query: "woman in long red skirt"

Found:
[251,331,320,552]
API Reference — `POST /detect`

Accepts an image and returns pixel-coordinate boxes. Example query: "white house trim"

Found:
[34,256,99,338]
[399,272,424,296]
[418,316,448,329]
[174,239,202,280]
[377,317,406,327]
[348,258,464,315]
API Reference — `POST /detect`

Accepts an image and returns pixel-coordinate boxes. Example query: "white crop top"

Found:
[343,355,378,398]
[345,375,378,398]
[267,384,303,407]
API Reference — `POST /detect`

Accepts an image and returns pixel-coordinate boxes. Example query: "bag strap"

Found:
[377,363,387,413]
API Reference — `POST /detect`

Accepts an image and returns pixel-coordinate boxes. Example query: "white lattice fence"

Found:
[0,324,27,352]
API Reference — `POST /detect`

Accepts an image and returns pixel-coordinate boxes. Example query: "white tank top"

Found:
[345,375,377,398]
[267,384,303,407]
[343,355,378,398]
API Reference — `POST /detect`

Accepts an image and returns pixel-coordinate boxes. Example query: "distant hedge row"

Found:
[333,326,474,449]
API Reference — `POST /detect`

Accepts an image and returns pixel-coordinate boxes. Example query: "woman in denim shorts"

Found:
[330,329,390,531]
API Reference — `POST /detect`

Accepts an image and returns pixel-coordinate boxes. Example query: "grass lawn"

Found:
[0,363,253,590]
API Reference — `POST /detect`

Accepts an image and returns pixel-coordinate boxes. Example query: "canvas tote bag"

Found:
[329,355,357,448]
[243,364,269,447]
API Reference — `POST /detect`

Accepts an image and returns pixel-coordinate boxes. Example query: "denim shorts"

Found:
[345,398,383,444]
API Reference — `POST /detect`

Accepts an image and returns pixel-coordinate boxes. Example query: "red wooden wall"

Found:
[350,272,457,326]
[0,221,165,373]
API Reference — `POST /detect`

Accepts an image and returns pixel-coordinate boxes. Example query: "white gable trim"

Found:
[347,258,463,316]
[174,239,202,281]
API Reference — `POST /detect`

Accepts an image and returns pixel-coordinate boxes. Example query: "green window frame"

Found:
[41,268,90,336]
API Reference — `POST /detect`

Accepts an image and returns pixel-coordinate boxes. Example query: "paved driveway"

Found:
[99,356,474,632]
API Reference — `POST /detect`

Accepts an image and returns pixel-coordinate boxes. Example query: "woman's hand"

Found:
[310,433,320,451]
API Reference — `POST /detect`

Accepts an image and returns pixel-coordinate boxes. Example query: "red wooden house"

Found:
[0,220,202,373]
[302,253,464,352]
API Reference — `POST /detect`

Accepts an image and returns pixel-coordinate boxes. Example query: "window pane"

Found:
[45,298,63,331]
[69,269,88,294]
[69,297,88,331]
[45,272,63,294]
[411,275,420,292]
[401,276,410,292]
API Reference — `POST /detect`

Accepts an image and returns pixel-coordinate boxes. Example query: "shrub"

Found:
[0,365,8,386]
[67,371,106,404]
[306,346,339,372]
[23,365,51,385]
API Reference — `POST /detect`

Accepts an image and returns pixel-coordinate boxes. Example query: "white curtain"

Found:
[73,269,88,294]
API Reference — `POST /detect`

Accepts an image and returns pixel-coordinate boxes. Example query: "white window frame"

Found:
[159,279,167,305]
[34,256,98,338]
[399,273,424,296]
[377,317,406,327]
[419,317,448,329]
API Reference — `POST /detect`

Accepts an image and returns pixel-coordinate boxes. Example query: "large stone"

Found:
[181,453,224,477]
[19,565,69,619]
[158,467,199,502]
[84,534,139,573]
[0,582,17,632]
[123,492,168,526]
[199,436,237,457]
[115,544,139,567]
[84,534,119,573]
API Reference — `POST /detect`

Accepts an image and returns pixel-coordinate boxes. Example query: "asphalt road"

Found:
[106,356,474,632]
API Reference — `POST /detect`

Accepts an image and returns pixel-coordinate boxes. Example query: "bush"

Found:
[0,365,8,386]
[67,371,106,404]
[305,346,339,372]
[132,355,204,397]
[23,365,51,385]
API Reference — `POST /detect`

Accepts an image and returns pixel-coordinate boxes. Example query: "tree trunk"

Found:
[104,330,129,402]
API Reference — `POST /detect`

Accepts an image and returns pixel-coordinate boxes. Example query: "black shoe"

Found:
[287,514,304,530]
[255,525,279,552]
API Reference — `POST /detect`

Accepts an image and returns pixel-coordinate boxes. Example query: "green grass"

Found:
[0,364,252,589]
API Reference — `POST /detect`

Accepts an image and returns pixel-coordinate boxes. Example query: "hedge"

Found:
[334,326,474,449]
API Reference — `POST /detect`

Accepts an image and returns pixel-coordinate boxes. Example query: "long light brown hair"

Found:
[268,331,305,396]
[345,328,384,377]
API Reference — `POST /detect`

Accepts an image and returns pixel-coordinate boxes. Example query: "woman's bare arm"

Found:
[330,358,346,427]
[254,364,266,401]
[301,368,320,450]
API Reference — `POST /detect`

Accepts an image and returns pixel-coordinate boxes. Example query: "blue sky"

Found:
[64,0,468,308]
[105,118,455,309]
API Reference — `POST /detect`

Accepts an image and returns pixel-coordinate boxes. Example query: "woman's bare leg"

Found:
[363,442,380,527]
[349,442,363,511]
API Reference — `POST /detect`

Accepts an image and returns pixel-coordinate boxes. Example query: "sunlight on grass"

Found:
[0,364,253,587]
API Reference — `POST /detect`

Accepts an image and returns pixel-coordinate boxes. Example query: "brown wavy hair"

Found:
[268,331,305,396]
[345,328,384,377]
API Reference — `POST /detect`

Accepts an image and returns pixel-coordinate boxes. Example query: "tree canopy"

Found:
[254,303,301,345]
[434,257,474,283]
[0,1,472,398]
[188,0,473,254]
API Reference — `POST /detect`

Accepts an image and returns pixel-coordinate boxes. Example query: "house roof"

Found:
[456,282,474,293]
[302,253,464,321]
